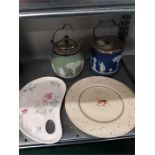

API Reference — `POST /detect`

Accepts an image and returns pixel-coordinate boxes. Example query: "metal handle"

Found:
[93,20,121,41]
[51,24,74,45]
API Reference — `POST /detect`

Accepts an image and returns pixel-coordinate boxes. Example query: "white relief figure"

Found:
[100,62,106,72]
[65,62,76,74]
[99,62,106,73]
[65,60,83,74]
[75,60,84,73]
[58,67,66,77]
[112,55,122,64]
[109,68,113,72]
[92,57,97,71]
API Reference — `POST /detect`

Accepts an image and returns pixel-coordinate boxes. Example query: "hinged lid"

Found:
[51,24,81,56]
[54,35,81,55]
[93,36,124,54]
[93,20,124,54]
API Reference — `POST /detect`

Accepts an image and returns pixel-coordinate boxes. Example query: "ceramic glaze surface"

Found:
[65,76,135,138]
[50,24,84,79]
[90,49,123,75]
[51,52,84,78]
[19,77,66,144]
[79,86,124,122]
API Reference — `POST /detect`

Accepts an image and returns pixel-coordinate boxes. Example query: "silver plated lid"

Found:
[53,35,80,55]
[51,24,81,56]
[93,21,124,54]
[93,36,124,54]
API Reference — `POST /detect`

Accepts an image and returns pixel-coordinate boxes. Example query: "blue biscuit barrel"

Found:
[90,36,124,76]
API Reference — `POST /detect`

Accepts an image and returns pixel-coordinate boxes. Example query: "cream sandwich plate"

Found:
[65,76,135,138]
[19,77,66,144]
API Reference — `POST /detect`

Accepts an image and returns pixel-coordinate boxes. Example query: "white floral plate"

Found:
[19,77,66,144]
[65,76,135,138]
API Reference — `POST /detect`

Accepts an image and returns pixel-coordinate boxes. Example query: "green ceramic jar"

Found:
[51,24,84,79]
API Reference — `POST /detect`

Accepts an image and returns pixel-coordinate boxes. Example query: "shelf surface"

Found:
[19,58,135,149]
[19,0,135,18]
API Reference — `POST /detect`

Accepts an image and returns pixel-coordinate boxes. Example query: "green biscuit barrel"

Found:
[50,24,84,79]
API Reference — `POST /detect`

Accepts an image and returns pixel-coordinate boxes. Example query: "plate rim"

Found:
[65,76,135,138]
[19,76,66,144]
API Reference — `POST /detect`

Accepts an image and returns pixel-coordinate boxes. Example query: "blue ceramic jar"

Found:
[91,46,123,75]
[90,21,124,76]
[90,36,124,75]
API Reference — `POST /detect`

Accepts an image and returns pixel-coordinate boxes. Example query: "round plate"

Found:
[19,77,66,144]
[65,76,135,138]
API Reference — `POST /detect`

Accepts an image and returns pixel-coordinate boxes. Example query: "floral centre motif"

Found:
[97,98,108,106]
[42,92,54,105]
[22,108,28,114]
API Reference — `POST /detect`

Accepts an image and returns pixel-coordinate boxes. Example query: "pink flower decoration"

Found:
[42,92,53,105]
[44,92,53,99]
[97,98,108,106]
[22,108,28,114]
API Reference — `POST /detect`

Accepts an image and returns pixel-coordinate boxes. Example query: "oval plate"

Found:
[65,76,134,138]
[19,77,66,144]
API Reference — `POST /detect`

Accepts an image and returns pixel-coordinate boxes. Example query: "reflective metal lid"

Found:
[93,36,124,54]
[51,24,81,56]
[92,21,124,54]
[54,35,81,55]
